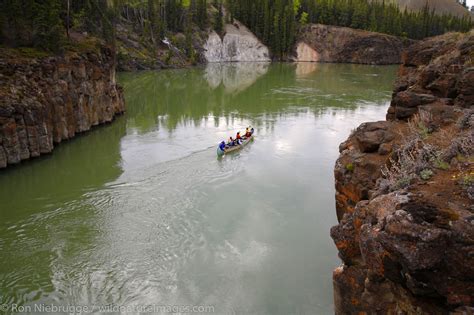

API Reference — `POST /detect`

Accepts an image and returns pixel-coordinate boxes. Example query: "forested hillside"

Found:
[0,0,472,61]
[229,0,473,58]
[0,1,220,52]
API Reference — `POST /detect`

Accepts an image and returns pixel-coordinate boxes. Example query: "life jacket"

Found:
[236,133,241,140]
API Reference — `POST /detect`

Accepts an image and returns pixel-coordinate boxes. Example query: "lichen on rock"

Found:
[332,30,474,314]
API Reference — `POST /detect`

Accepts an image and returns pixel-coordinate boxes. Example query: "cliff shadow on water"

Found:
[0,116,126,221]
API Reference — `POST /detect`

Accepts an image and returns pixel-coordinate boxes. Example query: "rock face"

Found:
[388,31,474,120]
[332,30,474,314]
[296,24,413,65]
[0,46,125,169]
[204,21,270,62]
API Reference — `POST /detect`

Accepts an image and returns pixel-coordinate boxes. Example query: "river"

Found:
[0,63,397,314]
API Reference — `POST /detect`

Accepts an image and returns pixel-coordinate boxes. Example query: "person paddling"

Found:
[245,127,251,138]
[219,141,226,152]
[236,132,242,145]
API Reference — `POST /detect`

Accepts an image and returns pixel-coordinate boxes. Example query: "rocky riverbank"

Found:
[331,30,473,313]
[295,24,413,65]
[0,43,125,169]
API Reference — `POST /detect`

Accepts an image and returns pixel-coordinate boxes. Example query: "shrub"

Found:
[459,173,474,201]
[380,137,438,191]
[434,159,450,170]
[408,110,432,139]
[165,50,173,65]
[443,133,474,162]
[396,177,412,189]
[420,169,434,180]
[456,109,474,130]
[461,174,474,186]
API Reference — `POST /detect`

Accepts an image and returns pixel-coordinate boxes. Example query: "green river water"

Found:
[0,63,397,314]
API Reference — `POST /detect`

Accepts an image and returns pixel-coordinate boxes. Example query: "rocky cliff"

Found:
[296,24,413,65]
[0,44,125,169]
[331,30,473,314]
[204,21,270,62]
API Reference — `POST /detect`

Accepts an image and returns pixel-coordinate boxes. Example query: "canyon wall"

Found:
[296,24,413,65]
[332,30,473,313]
[0,46,125,169]
[204,21,270,63]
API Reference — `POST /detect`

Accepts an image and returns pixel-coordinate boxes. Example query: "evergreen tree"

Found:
[196,0,207,29]
[0,0,472,55]
[214,0,224,34]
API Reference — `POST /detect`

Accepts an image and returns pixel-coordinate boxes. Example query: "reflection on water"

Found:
[0,118,126,221]
[118,63,395,135]
[0,63,398,314]
[295,62,319,77]
[204,62,270,93]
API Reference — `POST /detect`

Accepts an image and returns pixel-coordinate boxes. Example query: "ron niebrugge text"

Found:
[3,303,215,313]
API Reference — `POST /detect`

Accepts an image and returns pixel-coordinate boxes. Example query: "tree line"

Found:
[0,0,472,58]
[0,0,223,52]
[229,0,473,58]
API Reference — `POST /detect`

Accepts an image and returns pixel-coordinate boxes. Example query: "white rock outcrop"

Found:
[204,22,270,62]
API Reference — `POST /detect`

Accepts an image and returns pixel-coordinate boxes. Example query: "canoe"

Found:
[217,133,254,156]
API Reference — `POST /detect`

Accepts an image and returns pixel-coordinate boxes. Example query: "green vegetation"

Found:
[345,163,354,172]
[434,159,450,170]
[420,169,434,180]
[0,0,210,52]
[461,173,474,186]
[228,0,473,58]
[214,1,224,35]
[0,0,472,57]
[408,110,432,139]
[0,47,51,58]
[396,177,412,189]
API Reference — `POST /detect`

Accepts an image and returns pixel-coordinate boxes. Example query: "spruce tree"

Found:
[214,0,224,34]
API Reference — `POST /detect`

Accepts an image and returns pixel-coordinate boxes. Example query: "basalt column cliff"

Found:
[0,46,125,169]
[331,30,473,314]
